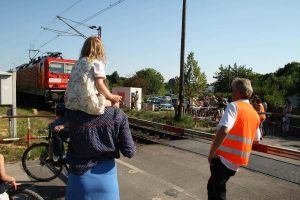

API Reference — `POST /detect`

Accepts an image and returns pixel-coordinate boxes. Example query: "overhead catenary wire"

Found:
[8,0,83,66]
[59,0,126,28]
[41,27,82,37]
[33,0,84,43]
[56,16,87,39]
[37,0,127,50]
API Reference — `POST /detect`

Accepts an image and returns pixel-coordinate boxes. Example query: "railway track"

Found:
[129,118,300,185]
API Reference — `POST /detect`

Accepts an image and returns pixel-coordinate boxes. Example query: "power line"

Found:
[33,0,83,41]
[37,0,127,50]
[70,0,126,26]
[38,35,60,49]
[41,27,82,37]
[9,0,83,67]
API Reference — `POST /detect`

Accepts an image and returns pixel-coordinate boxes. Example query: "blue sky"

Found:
[0,0,299,83]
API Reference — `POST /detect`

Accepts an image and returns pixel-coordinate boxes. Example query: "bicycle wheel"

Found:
[9,188,44,200]
[22,143,63,181]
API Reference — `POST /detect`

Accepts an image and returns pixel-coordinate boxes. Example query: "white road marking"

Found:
[116,159,201,200]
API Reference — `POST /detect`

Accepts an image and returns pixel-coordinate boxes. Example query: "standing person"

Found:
[65,107,136,200]
[261,98,267,113]
[207,78,261,200]
[134,91,139,109]
[217,96,227,121]
[261,98,268,121]
[254,98,266,139]
[282,100,293,135]
[64,36,122,116]
[0,154,17,200]
[131,93,135,109]
[250,95,259,107]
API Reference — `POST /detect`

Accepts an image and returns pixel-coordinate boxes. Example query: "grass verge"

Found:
[0,106,53,162]
[124,108,217,133]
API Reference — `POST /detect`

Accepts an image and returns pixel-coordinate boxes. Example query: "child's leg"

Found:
[104,99,119,108]
[104,99,112,107]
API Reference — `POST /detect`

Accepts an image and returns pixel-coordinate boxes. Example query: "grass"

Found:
[124,108,217,133]
[0,106,53,162]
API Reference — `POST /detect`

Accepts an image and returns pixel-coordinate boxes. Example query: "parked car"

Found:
[146,97,160,104]
[157,99,174,111]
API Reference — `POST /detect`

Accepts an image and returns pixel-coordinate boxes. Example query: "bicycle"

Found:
[22,128,69,182]
[5,183,44,200]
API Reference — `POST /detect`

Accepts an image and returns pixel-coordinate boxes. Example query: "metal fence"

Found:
[0,115,55,146]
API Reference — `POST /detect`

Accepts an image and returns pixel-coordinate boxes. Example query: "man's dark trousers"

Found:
[207,158,236,200]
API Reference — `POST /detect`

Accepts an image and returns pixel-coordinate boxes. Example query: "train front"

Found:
[44,57,75,103]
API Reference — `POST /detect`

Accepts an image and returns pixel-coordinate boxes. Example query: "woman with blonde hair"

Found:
[65,36,122,115]
[64,37,135,200]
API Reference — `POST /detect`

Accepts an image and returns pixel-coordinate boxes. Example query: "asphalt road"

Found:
[6,143,300,200]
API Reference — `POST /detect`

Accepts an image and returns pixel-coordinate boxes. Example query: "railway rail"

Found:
[129,117,300,185]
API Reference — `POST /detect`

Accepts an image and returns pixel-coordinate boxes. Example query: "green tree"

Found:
[124,68,165,95]
[168,78,177,94]
[275,62,300,96]
[256,62,300,108]
[213,62,300,108]
[213,63,255,93]
[110,71,120,86]
[184,52,207,100]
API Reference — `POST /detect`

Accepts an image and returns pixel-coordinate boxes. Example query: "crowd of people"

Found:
[189,90,295,139]
[189,95,229,121]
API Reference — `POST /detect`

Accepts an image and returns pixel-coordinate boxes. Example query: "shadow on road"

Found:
[34,185,65,200]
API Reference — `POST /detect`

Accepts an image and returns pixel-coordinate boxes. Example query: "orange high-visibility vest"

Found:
[216,101,260,166]
[258,103,266,121]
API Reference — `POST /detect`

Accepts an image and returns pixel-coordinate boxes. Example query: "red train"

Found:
[16,52,76,104]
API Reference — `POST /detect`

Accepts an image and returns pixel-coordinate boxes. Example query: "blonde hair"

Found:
[231,78,253,99]
[80,36,106,63]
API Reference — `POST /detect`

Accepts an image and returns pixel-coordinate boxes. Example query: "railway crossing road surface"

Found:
[6,143,300,200]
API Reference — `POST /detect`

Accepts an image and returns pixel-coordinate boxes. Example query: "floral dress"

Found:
[64,57,106,115]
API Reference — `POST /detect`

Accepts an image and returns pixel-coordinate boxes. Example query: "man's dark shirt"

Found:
[66,107,136,175]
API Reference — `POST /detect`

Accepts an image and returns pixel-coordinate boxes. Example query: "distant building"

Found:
[112,87,142,110]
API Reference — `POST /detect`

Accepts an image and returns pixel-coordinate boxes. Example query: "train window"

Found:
[65,63,74,74]
[49,62,64,73]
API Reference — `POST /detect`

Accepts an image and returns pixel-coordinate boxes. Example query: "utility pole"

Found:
[228,65,231,97]
[12,69,17,138]
[177,0,187,120]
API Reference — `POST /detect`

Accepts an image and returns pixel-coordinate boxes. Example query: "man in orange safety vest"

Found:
[207,78,261,200]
